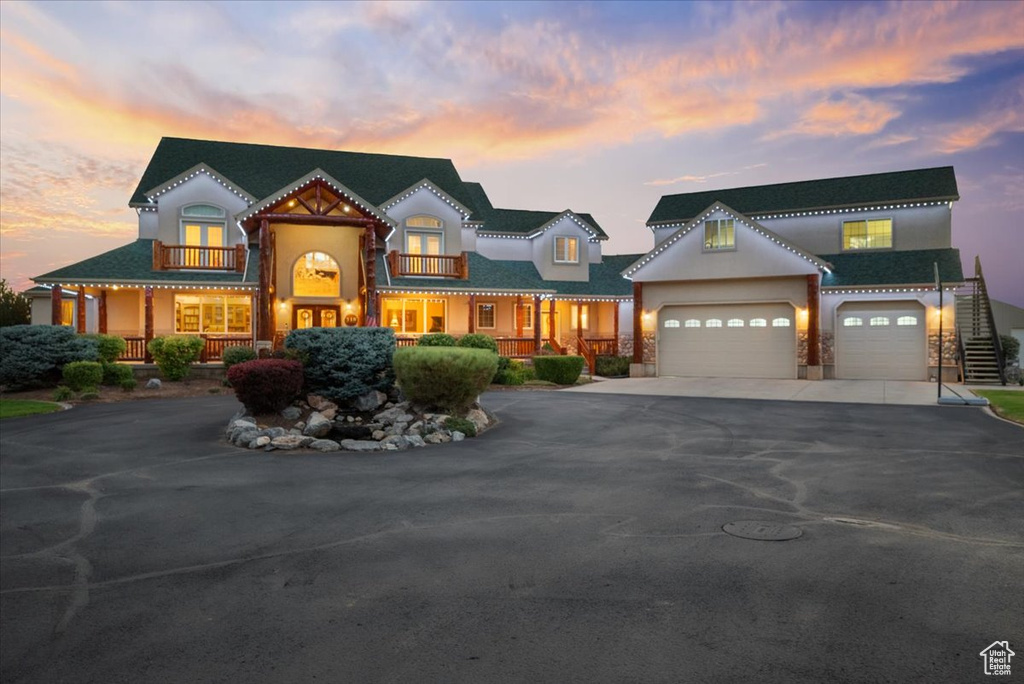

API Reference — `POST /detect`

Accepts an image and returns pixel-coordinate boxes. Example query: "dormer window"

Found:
[180,204,227,267]
[405,215,443,255]
[843,218,892,250]
[704,219,735,251]
[554,236,579,263]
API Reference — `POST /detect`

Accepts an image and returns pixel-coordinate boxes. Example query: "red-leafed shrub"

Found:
[227,359,304,415]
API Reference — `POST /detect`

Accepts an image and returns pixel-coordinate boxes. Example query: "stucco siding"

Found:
[384,188,464,255]
[153,174,249,246]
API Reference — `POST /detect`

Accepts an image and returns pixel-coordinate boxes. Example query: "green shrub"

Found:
[532,355,585,385]
[393,347,498,414]
[457,333,499,353]
[595,355,631,377]
[227,359,305,414]
[1001,334,1020,366]
[222,345,257,372]
[85,334,127,363]
[444,416,477,438]
[285,327,395,402]
[0,325,98,389]
[120,376,137,392]
[493,357,527,385]
[101,362,135,386]
[147,335,204,380]
[62,361,104,391]
[53,386,74,401]
[418,333,457,347]
[79,391,100,401]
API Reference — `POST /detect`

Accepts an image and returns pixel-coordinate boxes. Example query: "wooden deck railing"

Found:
[586,337,618,357]
[153,240,246,272]
[395,336,419,348]
[120,337,147,361]
[117,335,252,362]
[577,336,595,375]
[387,251,468,278]
[496,337,536,358]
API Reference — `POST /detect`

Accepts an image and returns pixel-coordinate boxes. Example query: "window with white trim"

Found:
[664,319,680,328]
[570,303,589,330]
[704,219,735,250]
[842,218,892,250]
[519,303,534,330]
[727,318,744,327]
[772,318,791,327]
[749,318,767,327]
[405,216,443,255]
[843,317,863,327]
[706,318,723,328]
[175,295,251,334]
[383,298,447,334]
[897,316,918,326]
[180,204,227,267]
[685,319,701,328]
[870,317,890,326]
[554,237,579,263]
[293,252,340,297]
[476,303,496,329]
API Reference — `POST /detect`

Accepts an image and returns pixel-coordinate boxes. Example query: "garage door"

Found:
[836,302,926,380]
[658,303,796,378]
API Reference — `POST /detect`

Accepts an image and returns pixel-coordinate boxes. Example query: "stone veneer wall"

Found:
[928,331,957,366]
[797,332,836,366]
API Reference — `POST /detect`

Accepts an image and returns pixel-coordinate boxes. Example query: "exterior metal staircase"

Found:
[955,257,1006,385]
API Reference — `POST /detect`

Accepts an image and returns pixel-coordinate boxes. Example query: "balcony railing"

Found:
[153,240,246,272]
[387,250,468,278]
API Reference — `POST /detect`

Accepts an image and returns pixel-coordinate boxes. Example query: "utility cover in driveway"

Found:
[658,303,796,378]
[723,520,803,541]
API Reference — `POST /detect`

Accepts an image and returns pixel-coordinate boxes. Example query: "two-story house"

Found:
[626,167,965,381]
[29,138,636,368]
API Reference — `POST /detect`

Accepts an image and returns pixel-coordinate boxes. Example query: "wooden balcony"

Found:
[387,250,468,279]
[153,240,246,272]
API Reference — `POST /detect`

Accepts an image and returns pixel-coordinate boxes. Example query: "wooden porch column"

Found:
[76,287,87,333]
[98,289,108,334]
[257,219,273,340]
[576,299,583,336]
[632,282,643,365]
[548,298,556,344]
[515,296,524,337]
[364,224,377,325]
[468,294,476,333]
[807,273,821,368]
[51,285,63,325]
[613,301,620,356]
[144,286,154,363]
[533,295,542,353]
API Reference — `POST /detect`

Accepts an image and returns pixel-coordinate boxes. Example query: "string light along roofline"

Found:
[142,164,256,205]
[646,200,954,230]
[380,179,473,220]
[478,211,605,242]
[237,169,396,228]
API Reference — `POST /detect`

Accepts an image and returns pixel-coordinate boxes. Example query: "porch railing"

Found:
[387,250,468,278]
[496,337,536,358]
[586,337,618,357]
[153,240,246,272]
[117,334,252,362]
[120,336,147,361]
[395,336,419,348]
[577,336,595,375]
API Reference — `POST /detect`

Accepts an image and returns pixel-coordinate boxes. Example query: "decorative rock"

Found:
[295,421,306,430]
[451,431,465,442]
[381,435,410,450]
[352,389,388,412]
[145,378,161,390]
[340,439,383,452]
[405,435,426,448]
[320,408,337,420]
[423,433,444,445]
[307,394,329,410]
[303,412,333,438]
[232,429,259,447]
[253,435,271,448]
[280,406,302,420]
[263,427,288,438]
[308,439,341,452]
[271,435,311,449]
[385,422,408,437]
[465,408,489,433]
[372,430,386,441]
[372,406,414,425]
[288,428,303,436]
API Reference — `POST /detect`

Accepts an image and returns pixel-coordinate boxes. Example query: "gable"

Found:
[627,204,826,283]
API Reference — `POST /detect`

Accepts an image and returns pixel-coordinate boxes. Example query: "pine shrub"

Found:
[62,361,104,391]
[418,333,457,347]
[0,325,98,389]
[227,359,305,415]
[147,335,205,380]
[532,355,585,385]
[457,333,499,353]
[393,347,498,414]
[284,327,395,402]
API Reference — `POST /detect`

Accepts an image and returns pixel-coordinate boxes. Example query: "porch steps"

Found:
[955,257,1006,385]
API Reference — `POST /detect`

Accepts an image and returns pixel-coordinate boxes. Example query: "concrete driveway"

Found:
[1,392,1022,683]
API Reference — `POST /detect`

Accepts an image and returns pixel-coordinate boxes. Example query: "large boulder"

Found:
[352,390,387,412]
[465,408,490,433]
[270,435,313,450]
[308,439,341,452]
[303,412,332,438]
[280,406,302,420]
[340,439,383,452]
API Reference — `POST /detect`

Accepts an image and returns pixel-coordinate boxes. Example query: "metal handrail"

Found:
[975,256,1006,385]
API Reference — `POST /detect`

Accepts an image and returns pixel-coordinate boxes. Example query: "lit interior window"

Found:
[897,316,918,326]
[870,317,890,326]
[706,319,722,328]
[843,317,863,327]
[749,318,767,327]
[664,319,680,328]
[684,319,701,328]
[293,252,340,297]
[727,318,744,327]
[772,318,791,327]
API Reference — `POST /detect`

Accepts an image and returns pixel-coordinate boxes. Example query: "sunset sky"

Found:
[1,0,1022,305]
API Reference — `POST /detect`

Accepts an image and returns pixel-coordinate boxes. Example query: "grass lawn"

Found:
[973,390,1024,424]
[0,399,64,420]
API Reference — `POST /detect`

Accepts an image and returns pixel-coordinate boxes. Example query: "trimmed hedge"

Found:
[85,334,127,363]
[595,355,631,377]
[63,361,104,391]
[101,362,135,387]
[148,335,205,380]
[418,333,457,347]
[532,355,585,385]
[493,357,527,385]
[457,333,498,353]
[227,359,304,415]
[0,325,98,389]
[285,327,395,402]
[222,345,257,371]
[393,347,498,414]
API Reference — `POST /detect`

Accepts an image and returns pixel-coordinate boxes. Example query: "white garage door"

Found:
[836,302,926,380]
[658,303,796,378]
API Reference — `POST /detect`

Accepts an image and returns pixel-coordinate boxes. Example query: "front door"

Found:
[293,305,341,329]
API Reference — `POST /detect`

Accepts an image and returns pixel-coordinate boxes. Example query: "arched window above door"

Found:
[293,252,340,297]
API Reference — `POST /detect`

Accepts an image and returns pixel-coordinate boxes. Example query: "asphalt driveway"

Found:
[1,392,1022,683]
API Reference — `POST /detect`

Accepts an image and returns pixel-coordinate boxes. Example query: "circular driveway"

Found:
[2,392,1022,682]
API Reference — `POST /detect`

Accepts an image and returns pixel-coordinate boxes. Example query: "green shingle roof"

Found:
[649,167,959,224]
[462,182,494,215]
[819,248,963,288]
[381,252,636,297]
[34,240,258,285]
[477,208,608,239]
[131,137,483,216]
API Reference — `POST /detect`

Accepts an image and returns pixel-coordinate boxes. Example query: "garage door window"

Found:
[843,317,863,327]
[772,318,791,327]
[664,319,680,328]
[897,316,917,326]
[685,319,700,328]
[870,317,890,326]
[706,319,722,328]
[727,319,744,327]
[750,318,767,327]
